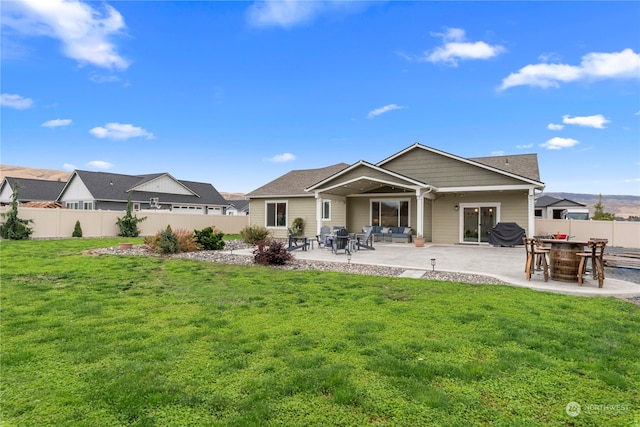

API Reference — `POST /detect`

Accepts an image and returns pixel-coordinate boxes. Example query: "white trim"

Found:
[265,200,288,228]
[458,202,501,244]
[305,160,430,192]
[321,200,331,221]
[369,198,412,228]
[438,184,539,193]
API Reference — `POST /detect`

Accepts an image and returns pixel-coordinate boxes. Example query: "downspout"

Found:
[416,185,434,238]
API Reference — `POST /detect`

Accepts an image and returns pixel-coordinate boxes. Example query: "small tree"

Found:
[593,194,615,221]
[291,217,304,236]
[72,220,83,237]
[0,186,34,240]
[116,195,146,237]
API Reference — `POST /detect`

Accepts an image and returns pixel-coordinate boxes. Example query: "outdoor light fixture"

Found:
[430,258,436,271]
[454,204,459,211]
[347,251,352,264]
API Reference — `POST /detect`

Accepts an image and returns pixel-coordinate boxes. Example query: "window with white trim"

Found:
[266,201,287,227]
[83,201,94,210]
[321,200,331,220]
[66,202,79,209]
[371,200,409,227]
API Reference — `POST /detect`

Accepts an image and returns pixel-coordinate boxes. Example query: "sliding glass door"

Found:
[462,206,497,243]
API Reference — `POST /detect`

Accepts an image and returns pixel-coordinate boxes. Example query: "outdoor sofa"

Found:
[369,226,413,243]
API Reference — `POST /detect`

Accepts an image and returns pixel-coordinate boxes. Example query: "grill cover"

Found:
[488,222,525,246]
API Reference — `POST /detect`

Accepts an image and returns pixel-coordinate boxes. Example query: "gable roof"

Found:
[61,170,227,206]
[2,177,66,202]
[535,195,586,208]
[246,163,349,197]
[378,143,543,186]
[227,199,250,212]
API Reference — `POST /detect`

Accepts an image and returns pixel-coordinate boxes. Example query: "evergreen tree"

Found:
[592,194,615,221]
[0,186,34,240]
[116,195,147,237]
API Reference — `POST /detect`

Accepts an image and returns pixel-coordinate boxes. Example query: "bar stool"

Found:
[577,239,607,287]
[523,237,549,282]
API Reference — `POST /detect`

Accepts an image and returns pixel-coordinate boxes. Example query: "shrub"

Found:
[72,220,83,238]
[291,217,304,236]
[157,225,179,254]
[116,196,146,237]
[0,186,33,240]
[145,227,201,253]
[253,240,295,265]
[240,225,271,245]
[194,226,225,250]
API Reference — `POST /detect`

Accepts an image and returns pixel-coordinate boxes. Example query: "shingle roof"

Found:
[535,195,586,208]
[227,199,250,211]
[469,153,540,182]
[4,177,66,201]
[246,163,350,197]
[68,170,227,205]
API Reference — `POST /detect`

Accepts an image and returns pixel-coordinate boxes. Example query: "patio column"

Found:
[315,194,323,235]
[416,192,424,238]
[528,188,535,237]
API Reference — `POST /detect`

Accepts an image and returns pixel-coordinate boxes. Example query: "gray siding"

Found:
[384,148,526,188]
[249,197,318,239]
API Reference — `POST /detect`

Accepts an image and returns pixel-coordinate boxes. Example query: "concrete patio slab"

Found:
[239,242,640,298]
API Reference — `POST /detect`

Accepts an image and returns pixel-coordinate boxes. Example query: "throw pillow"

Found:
[381,227,391,234]
[403,227,412,235]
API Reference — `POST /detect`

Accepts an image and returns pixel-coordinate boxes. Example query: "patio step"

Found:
[399,270,427,278]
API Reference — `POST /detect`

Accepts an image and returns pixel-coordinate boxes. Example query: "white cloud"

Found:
[420,27,505,66]
[89,72,121,84]
[547,123,564,131]
[491,150,505,156]
[562,114,610,129]
[635,110,640,116]
[367,104,404,119]
[89,122,155,140]
[246,0,365,29]
[2,0,129,69]
[500,49,640,90]
[63,163,76,171]
[540,137,579,150]
[266,153,296,163]
[1,93,33,109]
[516,144,534,149]
[41,118,72,128]
[86,160,114,170]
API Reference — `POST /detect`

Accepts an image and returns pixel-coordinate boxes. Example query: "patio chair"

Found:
[523,237,549,282]
[356,226,375,251]
[332,227,350,255]
[287,228,309,252]
[316,225,331,248]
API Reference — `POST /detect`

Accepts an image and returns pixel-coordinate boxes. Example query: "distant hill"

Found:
[0,165,71,182]
[541,192,640,219]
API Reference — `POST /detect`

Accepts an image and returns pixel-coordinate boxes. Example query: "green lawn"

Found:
[1,238,638,426]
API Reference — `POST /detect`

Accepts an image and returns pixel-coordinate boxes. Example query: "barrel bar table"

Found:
[540,239,588,283]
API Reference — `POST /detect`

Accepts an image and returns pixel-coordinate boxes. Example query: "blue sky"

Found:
[1,1,639,196]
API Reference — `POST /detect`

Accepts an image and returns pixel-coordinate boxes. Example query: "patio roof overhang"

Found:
[308,175,437,198]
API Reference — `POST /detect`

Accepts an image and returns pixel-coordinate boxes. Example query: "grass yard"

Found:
[1,238,639,426]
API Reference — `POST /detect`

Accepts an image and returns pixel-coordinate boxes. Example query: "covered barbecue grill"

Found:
[488,222,526,246]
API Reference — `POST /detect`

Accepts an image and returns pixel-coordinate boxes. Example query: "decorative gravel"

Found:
[87,240,640,306]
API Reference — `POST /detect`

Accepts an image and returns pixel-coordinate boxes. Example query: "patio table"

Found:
[541,239,588,282]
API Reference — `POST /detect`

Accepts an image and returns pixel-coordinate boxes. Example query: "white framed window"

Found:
[371,199,410,227]
[321,200,331,220]
[266,201,287,228]
[66,202,79,209]
[83,201,94,210]
[133,203,141,211]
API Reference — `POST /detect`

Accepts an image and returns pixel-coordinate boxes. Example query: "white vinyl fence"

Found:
[535,219,640,249]
[1,207,249,239]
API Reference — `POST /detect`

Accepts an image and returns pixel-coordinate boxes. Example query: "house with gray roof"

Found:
[225,199,250,216]
[535,195,589,220]
[58,170,228,214]
[0,177,66,206]
[246,143,545,244]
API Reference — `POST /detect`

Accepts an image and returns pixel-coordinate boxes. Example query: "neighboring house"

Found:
[535,195,589,220]
[0,177,66,206]
[225,199,250,216]
[58,170,228,214]
[246,143,546,244]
